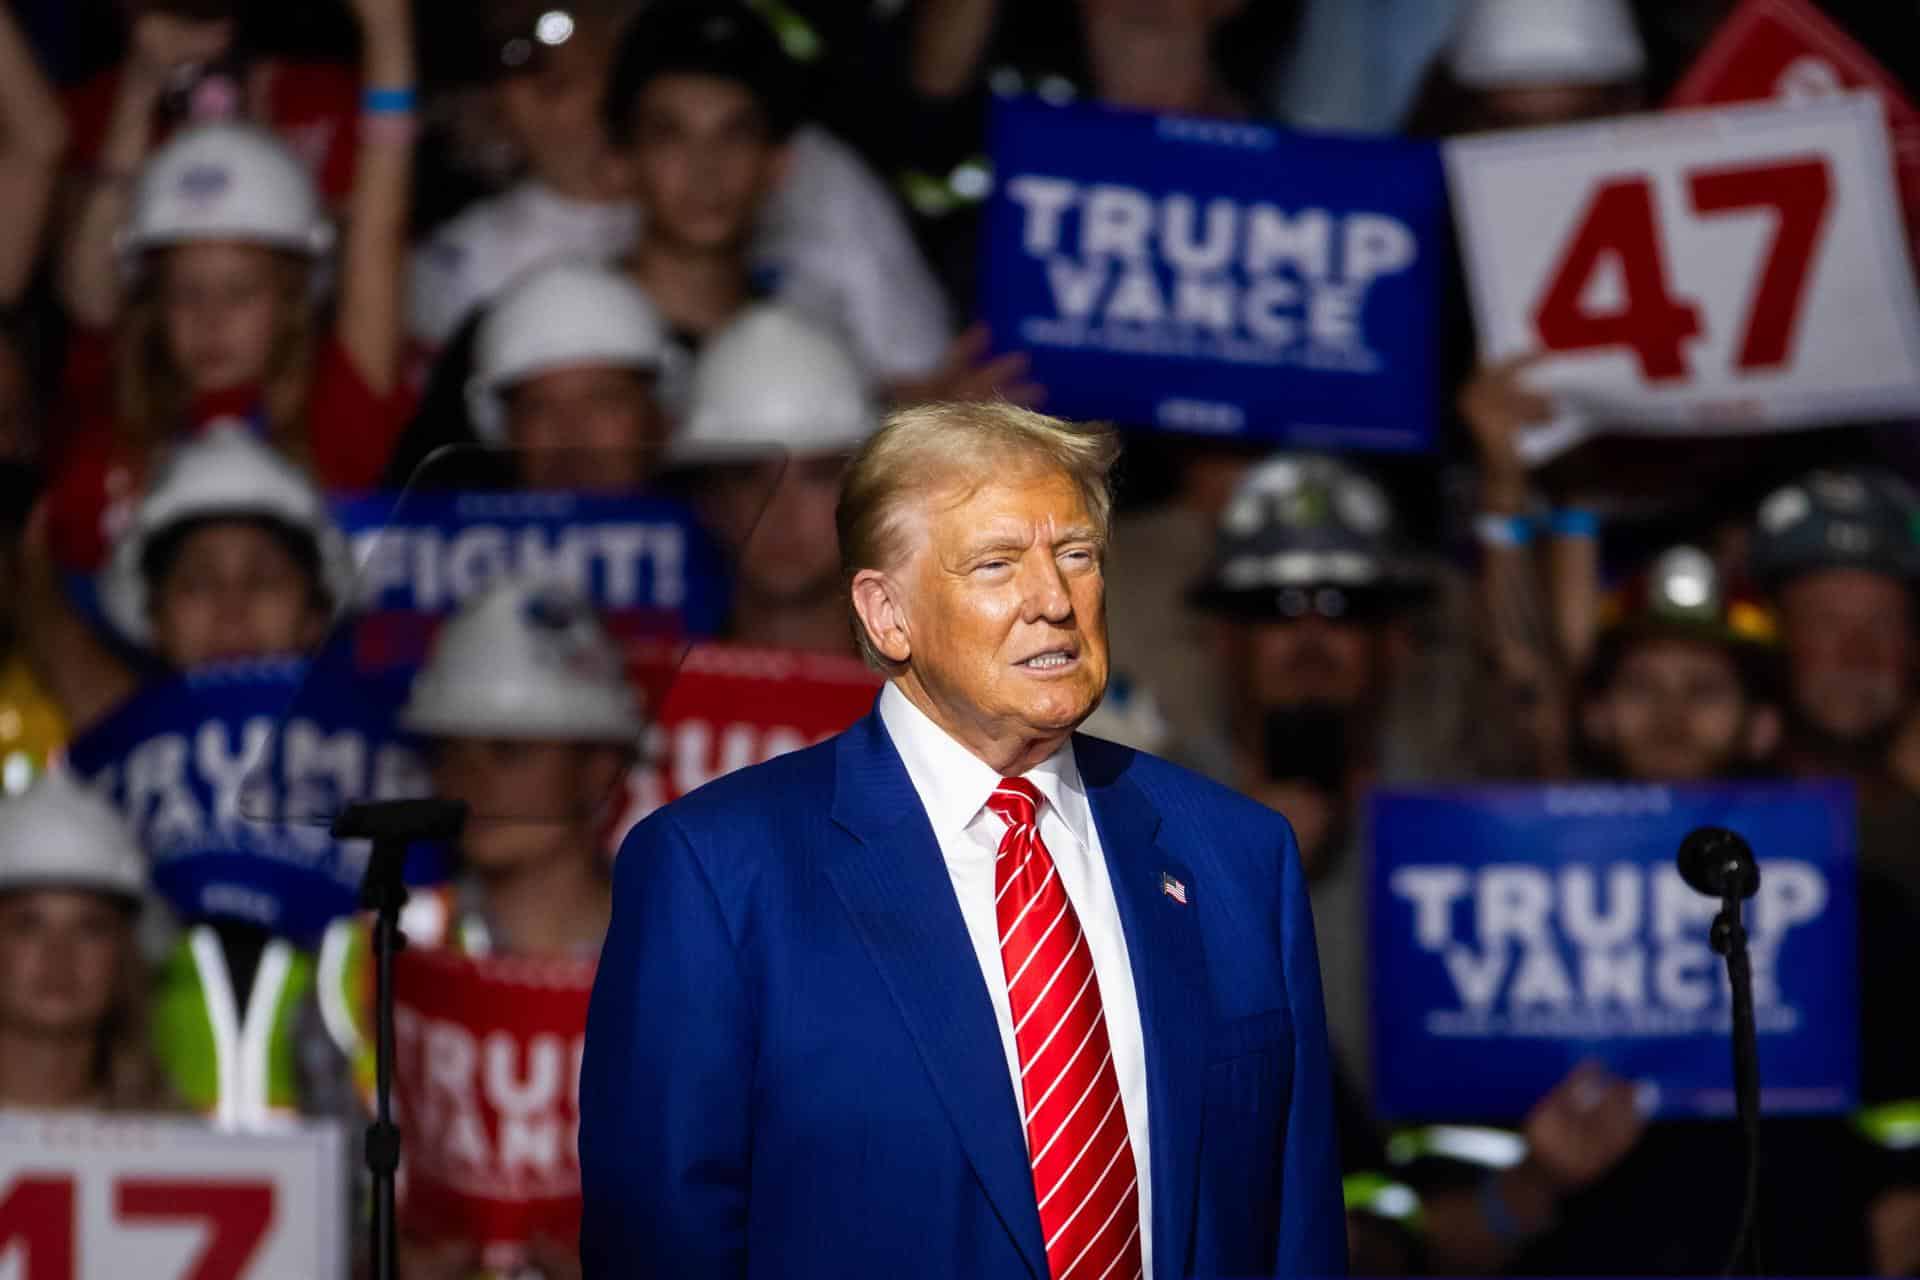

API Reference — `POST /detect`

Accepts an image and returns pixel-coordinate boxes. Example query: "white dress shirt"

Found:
[878,682,1153,1274]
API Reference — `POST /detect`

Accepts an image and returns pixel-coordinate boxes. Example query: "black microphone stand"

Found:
[1710,891,1762,1276]
[331,798,467,1280]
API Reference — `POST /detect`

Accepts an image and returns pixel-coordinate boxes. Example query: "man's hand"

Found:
[1520,1062,1647,1196]
[127,12,233,85]
[1459,353,1552,514]
[396,1235,477,1280]
[526,1235,585,1280]
[890,324,1043,408]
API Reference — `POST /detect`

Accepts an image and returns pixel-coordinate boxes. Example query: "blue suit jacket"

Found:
[580,707,1347,1279]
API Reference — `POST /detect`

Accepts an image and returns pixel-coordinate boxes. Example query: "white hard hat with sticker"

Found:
[676,304,876,461]
[400,580,643,743]
[467,260,672,444]
[0,770,146,902]
[120,123,333,266]
[98,427,354,649]
[1447,0,1646,90]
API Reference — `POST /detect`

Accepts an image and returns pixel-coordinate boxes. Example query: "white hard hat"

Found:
[677,305,876,462]
[400,580,643,743]
[98,427,355,648]
[1447,0,1647,90]
[120,123,333,265]
[466,261,671,444]
[0,770,145,902]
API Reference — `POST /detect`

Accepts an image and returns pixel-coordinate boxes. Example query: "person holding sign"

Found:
[22,427,351,739]
[581,403,1345,1277]
[0,771,171,1112]
[321,579,641,1279]
[676,305,875,655]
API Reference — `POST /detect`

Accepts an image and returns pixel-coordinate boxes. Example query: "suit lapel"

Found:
[1079,737,1209,1280]
[824,709,1049,1280]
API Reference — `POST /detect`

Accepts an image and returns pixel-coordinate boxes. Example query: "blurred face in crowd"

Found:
[1077,0,1240,26]
[149,520,328,668]
[705,453,847,604]
[1777,568,1915,747]
[1585,635,1778,782]
[159,243,294,393]
[625,74,785,254]
[495,34,617,197]
[1227,614,1386,711]
[855,464,1109,767]
[0,890,128,1043]
[506,365,666,491]
[432,739,625,873]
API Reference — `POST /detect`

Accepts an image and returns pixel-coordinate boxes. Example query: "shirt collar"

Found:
[877,682,1092,848]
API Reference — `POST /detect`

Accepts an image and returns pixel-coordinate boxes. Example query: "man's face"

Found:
[1778,568,1915,746]
[495,36,615,195]
[880,467,1109,756]
[150,521,326,668]
[0,890,126,1041]
[507,365,665,491]
[626,74,782,254]
[431,738,623,872]
[1232,614,1381,710]
[1586,635,1769,782]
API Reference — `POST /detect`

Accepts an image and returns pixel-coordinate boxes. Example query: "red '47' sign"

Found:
[0,1115,346,1279]
[1445,94,1920,459]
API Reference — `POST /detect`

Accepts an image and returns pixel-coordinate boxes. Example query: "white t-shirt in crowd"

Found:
[407,125,952,383]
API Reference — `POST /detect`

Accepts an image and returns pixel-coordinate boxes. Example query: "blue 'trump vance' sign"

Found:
[981,95,1450,450]
[1369,781,1858,1122]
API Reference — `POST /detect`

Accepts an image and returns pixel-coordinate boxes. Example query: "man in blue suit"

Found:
[580,402,1347,1278]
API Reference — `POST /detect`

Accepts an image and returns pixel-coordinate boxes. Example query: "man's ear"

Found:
[851,569,912,664]
[1745,703,1783,762]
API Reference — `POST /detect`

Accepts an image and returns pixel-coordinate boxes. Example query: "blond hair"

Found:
[836,402,1121,669]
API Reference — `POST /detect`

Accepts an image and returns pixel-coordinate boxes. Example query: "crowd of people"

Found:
[1,0,1920,1275]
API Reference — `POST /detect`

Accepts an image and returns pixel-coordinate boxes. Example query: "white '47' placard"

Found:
[1445,93,1920,460]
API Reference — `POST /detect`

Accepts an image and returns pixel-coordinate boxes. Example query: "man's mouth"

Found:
[1017,649,1078,671]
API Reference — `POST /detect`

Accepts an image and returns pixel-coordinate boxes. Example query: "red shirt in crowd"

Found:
[64,58,360,202]
[46,329,411,571]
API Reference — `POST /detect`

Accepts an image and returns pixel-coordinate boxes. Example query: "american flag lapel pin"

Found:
[1160,871,1188,905]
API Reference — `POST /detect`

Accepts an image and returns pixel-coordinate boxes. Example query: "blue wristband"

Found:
[1549,508,1600,539]
[1477,1170,1547,1245]
[362,86,417,115]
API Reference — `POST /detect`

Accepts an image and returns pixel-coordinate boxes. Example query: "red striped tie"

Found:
[988,778,1144,1280]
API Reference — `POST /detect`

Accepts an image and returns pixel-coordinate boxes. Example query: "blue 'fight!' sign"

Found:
[981,96,1450,449]
[65,659,433,946]
[1369,781,1858,1121]
[331,490,731,674]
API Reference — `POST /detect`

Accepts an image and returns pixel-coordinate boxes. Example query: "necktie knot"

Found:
[986,776,1042,828]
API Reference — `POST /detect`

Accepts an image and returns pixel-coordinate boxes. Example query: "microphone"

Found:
[1675,824,1764,1275]
[1676,826,1760,901]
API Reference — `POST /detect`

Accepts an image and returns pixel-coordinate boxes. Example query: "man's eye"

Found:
[974,560,1010,574]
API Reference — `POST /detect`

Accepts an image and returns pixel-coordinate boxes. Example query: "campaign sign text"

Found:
[1445,94,1920,460]
[333,490,730,674]
[391,945,594,1271]
[0,1114,347,1279]
[608,643,881,846]
[982,96,1449,450]
[64,659,428,945]
[1369,781,1858,1122]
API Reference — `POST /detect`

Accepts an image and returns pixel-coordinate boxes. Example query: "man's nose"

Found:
[1020,556,1074,624]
